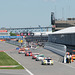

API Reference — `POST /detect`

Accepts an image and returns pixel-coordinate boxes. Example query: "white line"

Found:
[6,52,34,75]
[54,60,75,69]
[25,67,34,75]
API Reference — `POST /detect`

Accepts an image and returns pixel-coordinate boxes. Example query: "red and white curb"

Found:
[0,65,19,68]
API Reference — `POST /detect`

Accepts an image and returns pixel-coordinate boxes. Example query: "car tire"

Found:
[32,58,33,59]
[25,54,26,56]
[36,59,38,61]
[51,64,53,65]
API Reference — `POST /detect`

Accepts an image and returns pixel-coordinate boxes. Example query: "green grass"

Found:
[0,52,24,69]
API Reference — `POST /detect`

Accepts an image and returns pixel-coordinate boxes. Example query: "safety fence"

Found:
[44,42,67,57]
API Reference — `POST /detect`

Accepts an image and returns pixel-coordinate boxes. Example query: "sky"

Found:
[0,0,74,28]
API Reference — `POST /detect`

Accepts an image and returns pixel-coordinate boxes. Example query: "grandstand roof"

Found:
[52,26,75,34]
[34,31,52,36]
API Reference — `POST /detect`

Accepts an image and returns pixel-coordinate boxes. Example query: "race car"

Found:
[16,47,20,50]
[72,50,75,60]
[36,54,46,61]
[41,58,54,65]
[25,47,30,50]
[18,49,25,54]
[25,51,32,56]
[31,45,37,50]
[32,53,39,59]
[19,47,25,50]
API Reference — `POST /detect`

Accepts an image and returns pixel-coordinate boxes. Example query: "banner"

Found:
[0,36,23,39]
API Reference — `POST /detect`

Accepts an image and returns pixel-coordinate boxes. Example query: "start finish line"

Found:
[0,36,23,39]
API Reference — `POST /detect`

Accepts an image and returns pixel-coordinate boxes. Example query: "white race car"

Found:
[36,54,46,61]
[41,58,54,65]
[31,45,37,50]
[25,47,30,50]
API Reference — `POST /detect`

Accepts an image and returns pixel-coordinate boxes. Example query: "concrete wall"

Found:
[44,42,66,57]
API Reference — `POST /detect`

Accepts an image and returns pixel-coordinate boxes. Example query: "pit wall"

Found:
[44,42,67,57]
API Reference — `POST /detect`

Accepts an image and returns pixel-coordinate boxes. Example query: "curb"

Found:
[0,65,18,68]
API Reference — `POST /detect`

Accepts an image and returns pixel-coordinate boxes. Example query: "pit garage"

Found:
[45,27,75,63]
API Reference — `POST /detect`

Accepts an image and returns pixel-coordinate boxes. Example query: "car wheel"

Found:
[32,57,33,59]
[36,59,38,61]
[51,64,53,65]
[25,54,26,56]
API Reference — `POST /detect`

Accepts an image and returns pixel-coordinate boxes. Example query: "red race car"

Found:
[32,53,39,59]
[25,51,32,56]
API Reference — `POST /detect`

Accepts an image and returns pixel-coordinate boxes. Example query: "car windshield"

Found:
[40,55,44,57]
[45,59,51,61]
[20,50,24,51]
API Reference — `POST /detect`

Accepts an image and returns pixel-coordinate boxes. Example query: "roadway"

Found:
[0,41,75,75]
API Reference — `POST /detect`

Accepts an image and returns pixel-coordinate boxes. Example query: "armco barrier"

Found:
[6,41,21,46]
[44,42,67,57]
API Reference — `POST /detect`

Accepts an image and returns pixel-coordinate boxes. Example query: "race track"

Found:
[0,41,75,75]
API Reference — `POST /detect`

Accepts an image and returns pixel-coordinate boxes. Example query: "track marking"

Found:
[54,60,75,69]
[25,67,34,75]
[6,52,34,75]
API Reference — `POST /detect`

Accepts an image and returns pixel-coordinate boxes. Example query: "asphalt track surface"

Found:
[0,42,75,75]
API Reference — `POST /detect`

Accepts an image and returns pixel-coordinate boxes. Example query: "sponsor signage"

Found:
[0,36,23,39]
[20,32,34,36]
[0,30,7,32]
[20,33,28,36]
[28,33,30,36]
[52,25,56,28]
[17,35,20,36]
[30,33,34,36]
[21,33,23,36]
